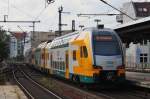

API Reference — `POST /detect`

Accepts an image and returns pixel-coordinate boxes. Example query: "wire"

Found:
[1,0,33,19]
[7,0,9,16]
[34,2,51,21]
[99,0,136,21]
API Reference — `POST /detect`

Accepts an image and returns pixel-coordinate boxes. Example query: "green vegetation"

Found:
[0,28,10,62]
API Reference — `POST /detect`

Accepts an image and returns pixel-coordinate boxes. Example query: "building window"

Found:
[138,8,148,12]
[140,53,148,63]
[143,8,148,12]
[73,50,76,60]
[138,8,143,12]
[140,40,148,45]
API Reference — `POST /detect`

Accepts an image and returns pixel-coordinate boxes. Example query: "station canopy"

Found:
[114,16,150,44]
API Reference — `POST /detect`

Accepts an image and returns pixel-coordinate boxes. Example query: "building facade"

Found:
[116,2,150,23]
[31,31,56,48]
[9,36,17,58]
[126,40,150,70]
[9,32,28,58]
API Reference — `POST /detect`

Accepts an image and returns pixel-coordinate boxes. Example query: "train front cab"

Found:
[70,29,125,84]
[91,29,126,84]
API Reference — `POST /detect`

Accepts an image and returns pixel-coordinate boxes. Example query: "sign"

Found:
[94,35,112,41]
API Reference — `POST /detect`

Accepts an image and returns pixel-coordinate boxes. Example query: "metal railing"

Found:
[126,62,150,72]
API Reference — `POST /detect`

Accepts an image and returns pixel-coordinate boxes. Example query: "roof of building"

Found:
[114,16,150,30]
[11,32,27,39]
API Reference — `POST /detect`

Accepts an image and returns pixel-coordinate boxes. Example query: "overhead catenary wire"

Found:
[99,0,136,21]
[7,0,9,16]
[1,0,33,19]
[34,3,52,21]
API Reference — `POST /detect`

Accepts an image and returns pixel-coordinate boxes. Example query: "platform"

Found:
[126,72,150,88]
[0,85,27,99]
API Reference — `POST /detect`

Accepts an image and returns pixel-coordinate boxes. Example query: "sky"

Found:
[0,0,149,32]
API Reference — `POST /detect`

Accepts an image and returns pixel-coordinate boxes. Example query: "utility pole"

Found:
[58,6,63,36]
[0,17,40,60]
[29,22,36,40]
[58,6,70,36]
[0,17,40,34]
[72,20,75,32]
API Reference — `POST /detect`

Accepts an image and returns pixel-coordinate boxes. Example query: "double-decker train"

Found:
[25,27,125,84]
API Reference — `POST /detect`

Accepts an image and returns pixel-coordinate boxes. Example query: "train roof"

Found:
[83,27,115,33]
[37,42,47,49]
[45,42,52,48]
[36,27,118,49]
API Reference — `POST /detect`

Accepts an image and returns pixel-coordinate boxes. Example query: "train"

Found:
[25,27,126,84]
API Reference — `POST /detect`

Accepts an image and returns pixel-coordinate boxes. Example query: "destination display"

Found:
[94,35,112,41]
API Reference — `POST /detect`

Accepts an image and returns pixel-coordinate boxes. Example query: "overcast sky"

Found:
[0,0,149,32]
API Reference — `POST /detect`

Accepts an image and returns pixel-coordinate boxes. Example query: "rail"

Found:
[17,66,62,99]
[12,71,35,99]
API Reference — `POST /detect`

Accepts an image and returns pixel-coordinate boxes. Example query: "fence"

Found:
[126,62,150,72]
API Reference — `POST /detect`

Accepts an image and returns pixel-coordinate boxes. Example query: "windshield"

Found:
[93,41,121,56]
[93,31,121,56]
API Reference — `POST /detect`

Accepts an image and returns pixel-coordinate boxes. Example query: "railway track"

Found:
[17,63,150,99]
[12,65,62,99]
[91,82,150,99]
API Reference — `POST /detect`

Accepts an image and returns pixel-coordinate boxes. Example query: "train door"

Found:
[65,51,69,79]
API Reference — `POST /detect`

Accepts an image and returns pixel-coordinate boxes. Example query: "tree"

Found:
[0,28,9,62]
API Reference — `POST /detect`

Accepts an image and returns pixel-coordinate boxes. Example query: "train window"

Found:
[32,54,34,58]
[56,62,58,69]
[63,62,65,70]
[73,50,76,60]
[52,61,54,68]
[42,54,43,59]
[47,53,49,60]
[80,46,83,58]
[54,62,56,68]
[83,46,88,58]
